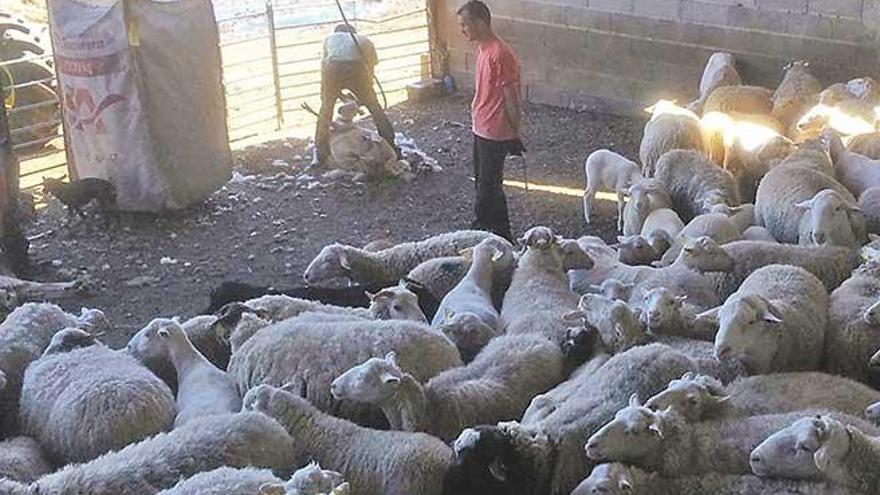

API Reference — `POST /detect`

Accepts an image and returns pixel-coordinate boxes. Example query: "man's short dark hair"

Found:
[457,1,491,25]
[335,24,356,34]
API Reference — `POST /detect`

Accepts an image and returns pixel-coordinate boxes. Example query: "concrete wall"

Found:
[434,0,880,115]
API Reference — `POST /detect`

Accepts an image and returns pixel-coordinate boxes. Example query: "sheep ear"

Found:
[629,393,641,408]
[763,303,785,324]
[491,248,505,263]
[459,247,474,261]
[614,322,626,339]
[795,198,815,210]
[488,457,507,482]
[648,423,664,438]
[338,251,352,271]
[562,310,585,325]
[365,291,376,301]
[259,483,284,495]
[681,371,695,380]
[619,477,634,492]
[696,307,720,324]
[385,351,399,368]
[675,295,688,304]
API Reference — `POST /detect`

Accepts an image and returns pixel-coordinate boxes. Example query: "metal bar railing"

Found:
[266,1,285,130]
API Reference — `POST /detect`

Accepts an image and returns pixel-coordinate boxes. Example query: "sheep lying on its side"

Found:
[707,264,829,374]
[0,412,298,495]
[244,383,454,495]
[0,303,103,437]
[501,227,593,345]
[574,462,849,495]
[639,105,706,177]
[654,149,739,222]
[644,371,880,423]
[156,463,350,495]
[686,52,742,114]
[585,399,873,477]
[448,344,697,495]
[228,316,462,426]
[582,149,642,230]
[772,60,822,130]
[326,100,413,181]
[825,259,880,387]
[750,416,880,494]
[0,436,52,483]
[332,332,568,443]
[303,230,500,287]
[21,329,175,464]
[128,318,240,427]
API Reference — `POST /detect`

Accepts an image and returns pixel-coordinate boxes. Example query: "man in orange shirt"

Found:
[458,0,523,242]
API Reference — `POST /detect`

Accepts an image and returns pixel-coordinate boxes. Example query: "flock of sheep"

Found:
[3,51,880,495]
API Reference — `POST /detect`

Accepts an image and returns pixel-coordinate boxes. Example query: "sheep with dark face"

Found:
[750,416,880,493]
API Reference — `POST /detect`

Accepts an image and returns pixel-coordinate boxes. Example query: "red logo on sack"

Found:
[63,85,126,133]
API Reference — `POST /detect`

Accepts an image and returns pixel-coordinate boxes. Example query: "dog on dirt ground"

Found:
[42,177,116,218]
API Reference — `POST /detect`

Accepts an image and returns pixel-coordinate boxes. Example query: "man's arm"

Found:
[502,84,522,137]
[362,37,379,71]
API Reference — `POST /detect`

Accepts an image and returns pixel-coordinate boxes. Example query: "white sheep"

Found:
[575,293,650,353]
[331,332,566,442]
[616,235,662,266]
[639,104,706,177]
[686,52,742,114]
[405,255,470,302]
[741,225,778,242]
[796,189,867,248]
[622,178,674,236]
[243,383,454,495]
[848,131,880,159]
[501,227,593,345]
[128,317,241,427]
[702,85,774,116]
[326,100,413,181]
[574,462,849,495]
[432,237,513,361]
[582,149,642,230]
[228,316,462,427]
[824,259,880,387]
[585,399,864,477]
[303,230,501,287]
[859,186,880,234]
[638,287,715,341]
[639,208,684,245]
[824,130,880,199]
[0,303,102,437]
[585,279,635,302]
[449,344,697,495]
[657,212,743,266]
[20,328,175,464]
[704,264,828,374]
[772,60,822,129]
[644,371,880,423]
[750,415,880,493]
[156,464,350,495]
[0,412,297,495]
[654,149,739,222]
[0,436,51,483]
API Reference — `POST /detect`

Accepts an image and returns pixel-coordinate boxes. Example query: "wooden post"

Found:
[266,1,284,131]
[0,80,29,274]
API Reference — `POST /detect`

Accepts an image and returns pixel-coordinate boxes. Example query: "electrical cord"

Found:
[332,0,388,109]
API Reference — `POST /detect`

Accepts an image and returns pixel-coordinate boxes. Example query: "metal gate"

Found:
[216,0,432,146]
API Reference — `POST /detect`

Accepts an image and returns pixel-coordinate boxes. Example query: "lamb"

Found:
[0,412,297,495]
[0,303,106,438]
[644,371,880,423]
[582,149,642,230]
[585,399,869,477]
[227,316,462,426]
[302,230,500,287]
[847,132,880,159]
[331,333,566,442]
[755,156,864,247]
[243,383,454,495]
[20,328,175,464]
[622,178,673,236]
[654,149,739,222]
[772,60,822,129]
[447,344,698,495]
[702,85,775,115]
[501,227,593,344]
[638,103,706,177]
[706,264,829,374]
[686,53,743,114]
[0,436,52,483]
[708,240,860,300]
[616,235,662,266]
[657,212,743,266]
[156,464,349,495]
[432,238,512,361]
[824,259,880,387]
[128,318,240,427]
[573,462,851,495]
[750,415,880,494]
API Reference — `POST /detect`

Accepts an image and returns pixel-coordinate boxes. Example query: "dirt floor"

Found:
[25,94,644,348]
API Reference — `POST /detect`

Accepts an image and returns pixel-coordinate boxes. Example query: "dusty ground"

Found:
[25,94,643,348]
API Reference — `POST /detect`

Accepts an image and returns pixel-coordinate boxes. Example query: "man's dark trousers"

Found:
[472,134,517,242]
[316,61,396,163]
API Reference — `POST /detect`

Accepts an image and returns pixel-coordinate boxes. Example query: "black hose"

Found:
[332,0,388,109]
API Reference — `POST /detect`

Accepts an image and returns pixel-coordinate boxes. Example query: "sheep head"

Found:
[640,287,687,332]
[330,352,405,404]
[797,189,864,249]
[712,294,785,374]
[366,282,427,323]
[573,463,645,495]
[43,327,102,357]
[438,311,496,363]
[616,235,659,266]
[303,244,354,286]
[678,237,735,273]
[259,461,348,495]
[126,317,185,362]
[644,372,728,423]
[750,416,854,481]
[588,279,635,302]
[584,394,679,463]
